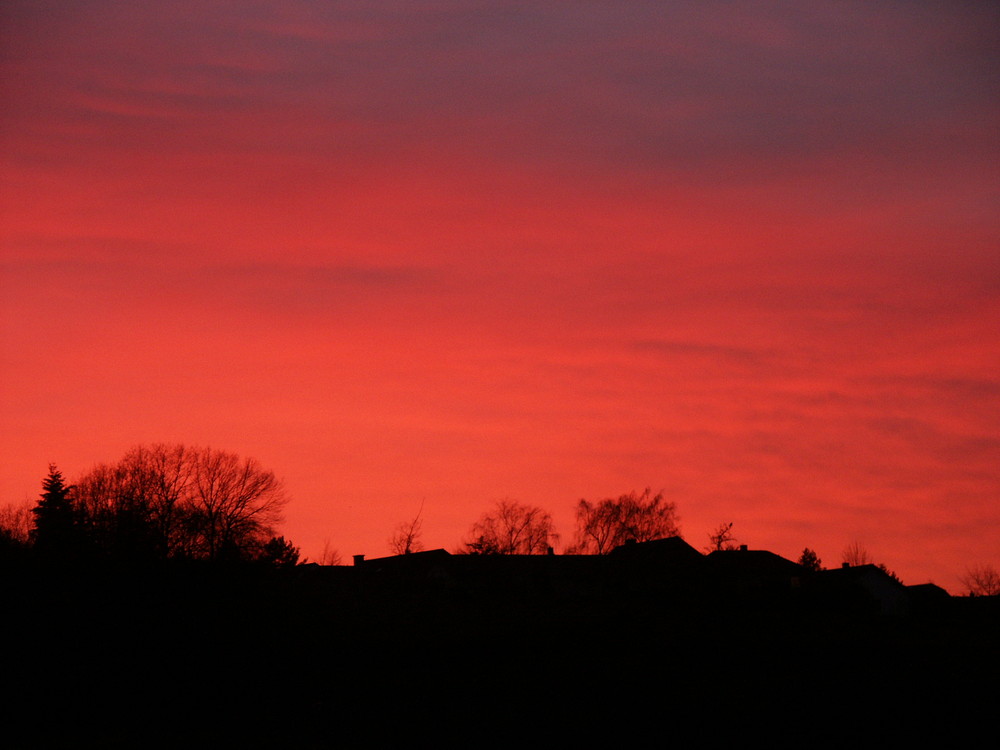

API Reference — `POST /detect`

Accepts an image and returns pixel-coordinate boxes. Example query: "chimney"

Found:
[739,544,748,552]
[353,554,365,566]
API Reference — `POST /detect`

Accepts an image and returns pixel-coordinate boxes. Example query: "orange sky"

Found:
[2,1,998,591]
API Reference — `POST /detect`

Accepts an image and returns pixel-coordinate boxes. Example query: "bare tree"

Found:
[187,448,287,561]
[462,499,557,555]
[0,500,33,546]
[74,444,288,561]
[839,541,902,582]
[961,563,1000,597]
[318,539,342,566]
[75,445,194,558]
[389,502,425,555]
[706,521,738,552]
[568,488,680,554]
[842,541,872,567]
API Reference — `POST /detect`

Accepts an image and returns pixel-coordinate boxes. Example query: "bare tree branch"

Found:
[842,541,872,567]
[462,499,557,555]
[569,489,679,554]
[706,522,738,552]
[74,444,288,561]
[389,500,425,555]
[961,563,1000,596]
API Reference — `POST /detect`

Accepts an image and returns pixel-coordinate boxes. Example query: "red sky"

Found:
[2,1,998,590]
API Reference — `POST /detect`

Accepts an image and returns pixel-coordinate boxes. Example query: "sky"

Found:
[2,0,998,590]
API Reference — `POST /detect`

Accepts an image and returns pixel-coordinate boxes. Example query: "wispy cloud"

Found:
[1,1,998,587]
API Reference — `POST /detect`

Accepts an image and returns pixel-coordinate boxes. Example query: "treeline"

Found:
[455,488,680,555]
[1,444,299,566]
[5,444,998,595]
[2,445,685,565]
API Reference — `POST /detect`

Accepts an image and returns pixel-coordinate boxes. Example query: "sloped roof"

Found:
[607,535,704,562]
[705,548,802,576]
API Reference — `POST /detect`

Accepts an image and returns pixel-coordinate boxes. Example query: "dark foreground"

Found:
[3,553,997,747]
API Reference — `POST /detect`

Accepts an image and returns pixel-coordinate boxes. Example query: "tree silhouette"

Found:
[388,503,424,555]
[798,547,822,572]
[842,541,872,567]
[462,499,556,555]
[961,564,1000,596]
[30,464,78,555]
[706,521,738,552]
[0,501,32,548]
[841,541,901,581]
[74,445,190,558]
[187,447,287,561]
[318,539,342,565]
[569,488,679,554]
[256,535,300,567]
[73,444,289,561]
[877,562,903,584]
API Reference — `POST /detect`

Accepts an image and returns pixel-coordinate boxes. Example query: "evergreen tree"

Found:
[256,536,300,567]
[30,464,77,554]
[798,547,822,572]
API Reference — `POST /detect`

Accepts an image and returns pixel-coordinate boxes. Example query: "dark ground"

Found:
[2,559,996,747]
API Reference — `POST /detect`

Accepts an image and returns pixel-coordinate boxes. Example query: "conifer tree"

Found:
[30,464,77,554]
[798,547,822,572]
